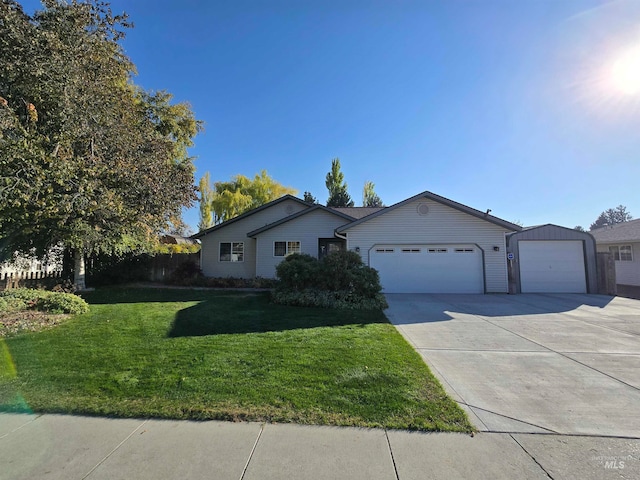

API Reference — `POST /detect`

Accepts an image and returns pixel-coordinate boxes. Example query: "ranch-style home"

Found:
[193,191,597,294]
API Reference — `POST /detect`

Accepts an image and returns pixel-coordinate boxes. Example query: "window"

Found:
[375,248,395,253]
[428,248,448,253]
[220,242,244,262]
[454,248,474,253]
[609,245,633,261]
[401,248,421,253]
[274,241,301,257]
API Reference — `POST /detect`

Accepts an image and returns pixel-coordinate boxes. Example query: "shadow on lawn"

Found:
[82,286,246,305]
[167,299,388,337]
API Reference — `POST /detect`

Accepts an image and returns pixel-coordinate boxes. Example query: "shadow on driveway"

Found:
[385,293,615,324]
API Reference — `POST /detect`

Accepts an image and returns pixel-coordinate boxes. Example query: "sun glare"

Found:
[611,45,640,95]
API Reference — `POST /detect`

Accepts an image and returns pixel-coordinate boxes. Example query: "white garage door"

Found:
[519,241,586,293]
[370,245,484,294]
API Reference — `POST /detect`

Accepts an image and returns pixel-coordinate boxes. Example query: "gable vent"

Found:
[285,205,294,214]
[417,203,429,215]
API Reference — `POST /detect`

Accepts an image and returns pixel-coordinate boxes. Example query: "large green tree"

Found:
[198,170,297,226]
[362,181,383,207]
[325,158,353,207]
[0,1,201,288]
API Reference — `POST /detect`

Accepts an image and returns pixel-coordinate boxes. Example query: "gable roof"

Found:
[336,190,522,233]
[247,204,356,237]
[513,224,586,235]
[331,207,386,219]
[590,219,640,243]
[191,195,310,239]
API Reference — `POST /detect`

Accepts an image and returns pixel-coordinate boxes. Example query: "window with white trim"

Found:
[218,242,244,262]
[609,245,633,261]
[428,248,448,253]
[274,241,301,257]
[454,248,474,253]
[375,248,395,253]
[401,248,421,253]
[220,242,244,262]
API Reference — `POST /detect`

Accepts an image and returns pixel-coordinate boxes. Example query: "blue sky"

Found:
[21,0,640,231]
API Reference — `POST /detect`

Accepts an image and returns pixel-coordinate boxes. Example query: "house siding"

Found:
[199,199,308,278]
[342,198,512,293]
[596,241,640,287]
[254,209,351,278]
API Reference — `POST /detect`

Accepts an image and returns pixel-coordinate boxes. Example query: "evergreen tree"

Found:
[325,158,354,207]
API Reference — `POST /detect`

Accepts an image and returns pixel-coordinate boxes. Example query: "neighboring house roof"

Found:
[160,234,197,245]
[590,219,640,243]
[331,207,386,219]
[247,205,356,237]
[191,195,310,239]
[336,190,522,233]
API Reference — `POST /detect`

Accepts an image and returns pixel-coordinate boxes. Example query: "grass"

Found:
[0,287,472,432]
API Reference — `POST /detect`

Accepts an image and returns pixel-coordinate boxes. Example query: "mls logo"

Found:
[604,459,625,470]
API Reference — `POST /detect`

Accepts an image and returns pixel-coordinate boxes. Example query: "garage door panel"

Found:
[370,245,483,294]
[519,241,586,293]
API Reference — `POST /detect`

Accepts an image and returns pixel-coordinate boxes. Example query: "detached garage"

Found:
[507,225,598,294]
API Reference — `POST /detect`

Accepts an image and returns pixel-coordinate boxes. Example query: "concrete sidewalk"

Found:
[2,413,639,479]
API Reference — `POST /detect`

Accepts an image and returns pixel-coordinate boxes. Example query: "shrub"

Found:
[0,289,89,315]
[275,253,320,292]
[271,290,388,310]
[168,261,204,285]
[273,250,385,310]
[318,251,382,298]
[0,295,28,314]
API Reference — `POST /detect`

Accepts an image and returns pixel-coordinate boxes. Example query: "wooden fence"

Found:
[596,252,617,295]
[1,270,67,291]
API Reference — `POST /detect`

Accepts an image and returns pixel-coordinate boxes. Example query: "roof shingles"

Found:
[590,219,640,243]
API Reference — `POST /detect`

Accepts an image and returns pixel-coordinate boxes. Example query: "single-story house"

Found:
[506,225,598,294]
[193,191,530,294]
[591,219,640,298]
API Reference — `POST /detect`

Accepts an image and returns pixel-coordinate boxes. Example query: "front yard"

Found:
[0,287,472,432]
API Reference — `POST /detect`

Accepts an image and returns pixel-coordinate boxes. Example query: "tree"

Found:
[362,181,383,207]
[0,1,202,288]
[199,170,297,225]
[325,158,354,207]
[574,226,586,232]
[303,191,318,204]
[589,205,632,230]
[198,172,215,230]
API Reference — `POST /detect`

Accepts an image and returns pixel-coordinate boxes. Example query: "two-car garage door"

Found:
[370,245,484,294]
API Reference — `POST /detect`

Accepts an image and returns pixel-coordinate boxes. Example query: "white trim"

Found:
[219,241,244,262]
[609,245,633,261]
[274,240,301,257]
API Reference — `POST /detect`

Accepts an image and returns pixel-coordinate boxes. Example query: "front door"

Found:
[318,238,345,259]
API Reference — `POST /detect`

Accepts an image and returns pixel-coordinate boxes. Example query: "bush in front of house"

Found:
[0,289,89,315]
[274,253,320,292]
[273,251,387,310]
[167,260,205,286]
[164,261,278,289]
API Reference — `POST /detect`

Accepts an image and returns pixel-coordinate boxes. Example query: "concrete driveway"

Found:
[385,293,640,438]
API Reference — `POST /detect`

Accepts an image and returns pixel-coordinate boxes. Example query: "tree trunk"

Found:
[73,249,86,290]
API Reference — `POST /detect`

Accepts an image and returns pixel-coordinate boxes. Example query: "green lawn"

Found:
[0,288,472,432]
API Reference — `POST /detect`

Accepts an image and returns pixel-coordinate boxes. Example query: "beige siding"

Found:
[343,198,512,293]
[254,210,350,278]
[597,242,640,287]
[199,199,308,278]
